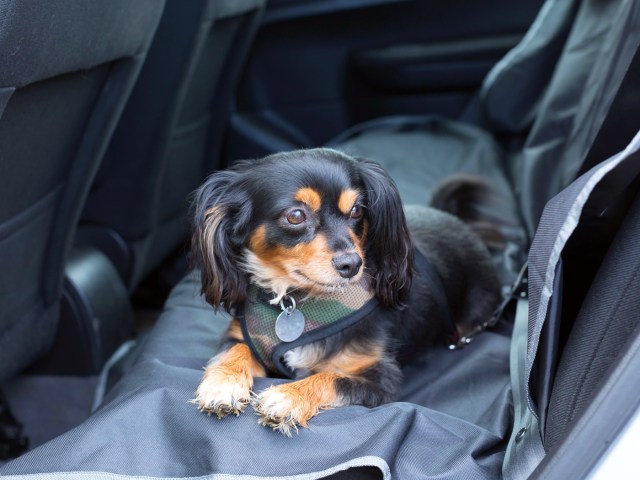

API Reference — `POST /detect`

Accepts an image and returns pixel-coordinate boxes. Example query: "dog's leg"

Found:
[193,320,265,418]
[252,347,401,436]
[252,372,342,436]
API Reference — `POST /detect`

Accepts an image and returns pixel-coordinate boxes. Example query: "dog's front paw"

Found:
[193,368,251,418]
[251,386,305,436]
[193,344,259,419]
[251,373,341,436]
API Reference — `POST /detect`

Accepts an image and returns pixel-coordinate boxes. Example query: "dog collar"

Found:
[239,279,377,378]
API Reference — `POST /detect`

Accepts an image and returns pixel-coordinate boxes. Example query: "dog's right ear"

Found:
[190,167,252,312]
[356,158,414,309]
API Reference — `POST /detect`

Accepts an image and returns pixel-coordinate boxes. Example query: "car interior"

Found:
[1,0,640,478]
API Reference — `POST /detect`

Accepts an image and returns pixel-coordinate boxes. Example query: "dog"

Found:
[190,148,502,435]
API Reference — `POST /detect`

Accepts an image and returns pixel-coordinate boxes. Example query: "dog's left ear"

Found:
[357,158,414,308]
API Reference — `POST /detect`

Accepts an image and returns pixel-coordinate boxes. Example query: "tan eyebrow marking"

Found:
[294,187,322,212]
[338,189,359,215]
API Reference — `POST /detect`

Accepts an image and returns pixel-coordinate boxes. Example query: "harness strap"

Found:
[240,249,453,378]
[239,281,376,378]
[270,300,378,378]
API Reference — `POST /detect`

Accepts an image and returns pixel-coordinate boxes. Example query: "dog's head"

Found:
[191,148,413,311]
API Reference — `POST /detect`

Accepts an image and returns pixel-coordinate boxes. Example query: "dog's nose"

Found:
[332,253,363,278]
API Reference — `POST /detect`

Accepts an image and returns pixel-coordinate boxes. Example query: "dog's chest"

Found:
[282,343,325,377]
[240,283,377,377]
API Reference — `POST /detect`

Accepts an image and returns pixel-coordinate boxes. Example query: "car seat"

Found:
[332,0,639,238]
[2,130,639,480]
[79,0,266,290]
[504,130,640,479]
[2,0,640,477]
[0,0,164,384]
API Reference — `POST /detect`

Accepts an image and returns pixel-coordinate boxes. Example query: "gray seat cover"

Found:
[337,116,513,207]
[0,272,512,479]
[336,0,640,240]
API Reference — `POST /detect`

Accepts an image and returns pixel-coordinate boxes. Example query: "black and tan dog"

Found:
[191,148,501,435]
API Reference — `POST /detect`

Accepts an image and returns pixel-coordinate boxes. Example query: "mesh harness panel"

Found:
[239,249,451,378]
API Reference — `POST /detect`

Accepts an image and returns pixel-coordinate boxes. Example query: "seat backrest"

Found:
[79,0,266,289]
[473,0,580,134]
[0,0,164,383]
[544,188,640,452]
[513,0,640,236]
[503,128,640,479]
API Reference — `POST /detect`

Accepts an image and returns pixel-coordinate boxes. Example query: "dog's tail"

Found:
[430,174,517,250]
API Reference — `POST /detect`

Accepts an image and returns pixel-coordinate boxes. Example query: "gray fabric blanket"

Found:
[0,272,512,479]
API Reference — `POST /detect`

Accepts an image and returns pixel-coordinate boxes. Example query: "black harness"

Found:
[239,249,454,378]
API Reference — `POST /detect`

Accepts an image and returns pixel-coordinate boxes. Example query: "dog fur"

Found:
[190,148,501,435]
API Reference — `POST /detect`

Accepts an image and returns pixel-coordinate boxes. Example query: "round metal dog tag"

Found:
[275,308,305,342]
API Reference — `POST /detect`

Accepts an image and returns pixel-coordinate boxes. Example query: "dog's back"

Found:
[400,205,502,355]
[394,175,510,360]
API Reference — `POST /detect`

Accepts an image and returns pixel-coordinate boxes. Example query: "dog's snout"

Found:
[332,253,363,279]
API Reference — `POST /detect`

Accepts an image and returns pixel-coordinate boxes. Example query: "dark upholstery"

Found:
[336,0,640,238]
[545,192,640,451]
[80,0,266,289]
[333,0,578,208]
[0,0,165,383]
[514,0,640,234]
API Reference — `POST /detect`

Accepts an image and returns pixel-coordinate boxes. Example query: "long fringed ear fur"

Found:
[190,167,252,312]
[357,159,414,308]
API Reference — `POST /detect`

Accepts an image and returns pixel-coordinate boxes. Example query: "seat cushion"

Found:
[1,272,513,479]
[335,116,514,206]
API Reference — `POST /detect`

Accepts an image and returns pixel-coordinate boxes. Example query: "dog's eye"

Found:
[350,205,364,220]
[285,209,306,225]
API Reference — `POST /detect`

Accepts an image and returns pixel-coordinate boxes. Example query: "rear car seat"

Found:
[333,0,639,238]
[2,0,640,478]
[2,132,639,480]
